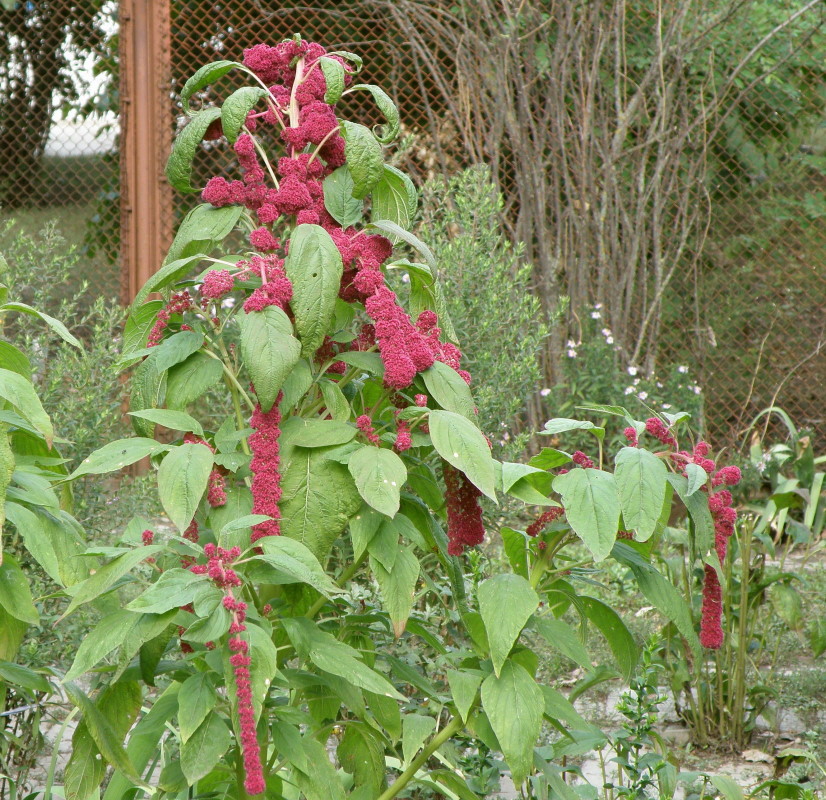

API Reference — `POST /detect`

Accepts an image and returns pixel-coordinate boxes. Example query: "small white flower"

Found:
[502,432,510,441]
[594,302,603,310]
[633,378,640,386]
[637,391,649,400]
[590,310,601,319]
[627,366,638,376]
[692,385,702,395]
[566,339,576,348]
[601,327,612,338]
[606,336,614,344]
[624,386,635,395]
[662,403,672,410]
[656,381,663,388]
[567,348,577,358]
[677,365,689,374]
[401,273,410,284]
[540,387,551,397]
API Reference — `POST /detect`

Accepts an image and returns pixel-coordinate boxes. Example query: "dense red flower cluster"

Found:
[249,398,283,543]
[571,450,594,469]
[443,462,485,556]
[623,427,638,447]
[207,469,227,507]
[644,417,677,448]
[526,507,565,537]
[201,269,235,300]
[147,291,194,347]
[394,418,412,452]
[356,414,381,445]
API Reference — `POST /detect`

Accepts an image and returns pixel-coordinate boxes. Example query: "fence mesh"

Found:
[0,1,824,449]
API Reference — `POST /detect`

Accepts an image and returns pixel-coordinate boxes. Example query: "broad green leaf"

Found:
[129,358,166,435]
[366,517,399,571]
[238,305,301,411]
[319,379,351,421]
[666,473,715,555]
[157,443,213,532]
[288,418,356,448]
[294,738,346,800]
[338,350,385,375]
[447,669,483,723]
[180,59,240,111]
[769,583,803,630]
[810,618,826,657]
[145,330,205,373]
[127,409,203,437]
[0,341,31,379]
[180,713,231,783]
[614,446,668,541]
[347,83,400,143]
[500,526,529,579]
[63,546,163,617]
[541,685,599,732]
[367,220,436,269]
[371,165,417,232]
[164,204,243,265]
[553,468,620,561]
[255,536,343,598]
[371,545,419,637]
[281,617,403,699]
[481,660,543,786]
[685,462,708,496]
[177,673,218,743]
[478,574,538,676]
[337,722,385,794]
[422,361,476,420]
[64,609,137,681]
[271,722,309,771]
[69,438,168,480]
[341,121,384,199]
[285,224,344,357]
[534,617,592,671]
[0,368,53,445]
[166,107,222,192]
[131,253,206,309]
[279,446,362,559]
[402,714,436,765]
[528,447,572,471]
[319,56,346,103]
[221,86,267,143]
[0,660,50,693]
[429,410,496,501]
[350,505,384,560]
[1,302,81,347]
[348,445,407,518]
[323,165,363,227]
[126,570,210,614]
[166,351,224,410]
[578,596,637,681]
[0,605,26,662]
[0,555,38,624]
[613,542,701,659]
[181,604,230,644]
[710,775,745,800]
[280,358,314,413]
[541,418,605,441]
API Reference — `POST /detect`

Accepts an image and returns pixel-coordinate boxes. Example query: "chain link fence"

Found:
[0,0,824,448]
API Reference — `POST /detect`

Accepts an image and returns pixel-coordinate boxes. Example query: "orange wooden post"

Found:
[120,0,173,304]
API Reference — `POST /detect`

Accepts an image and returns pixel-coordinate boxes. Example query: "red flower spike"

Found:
[443,463,485,556]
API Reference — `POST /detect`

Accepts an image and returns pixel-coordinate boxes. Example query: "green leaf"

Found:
[0,555,38,624]
[281,617,403,699]
[402,714,436,765]
[180,713,231,784]
[528,448,572,471]
[126,570,210,614]
[0,341,32,379]
[533,617,592,671]
[500,527,529,579]
[350,505,384,560]
[132,253,207,308]
[323,165,363,227]
[481,660,543,786]
[371,545,419,638]
[371,165,417,232]
[367,220,436,269]
[127,409,203,437]
[614,446,668,542]
[279,447,362,559]
[68,437,169,480]
[429,410,497,501]
[447,669,483,722]
[541,685,599,732]
[280,358,314,413]
[177,673,218,743]
[0,368,53,446]
[338,350,385,375]
[0,660,50,693]
[578,596,637,681]
[478,574,538,676]
[666,473,715,555]
[319,379,351,421]
[1,302,81,347]
[809,618,826,657]
[347,83,400,143]
[238,305,301,412]
[421,361,476,420]
[146,330,205,372]
[166,106,222,192]
[63,546,164,617]
[294,738,347,800]
[348,445,407,518]
[338,722,385,793]
[770,583,803,630]
[613,542,701,660]
[164,204,243,265]
[710,775,745,800]
[180,604,230,643]
[166,351,224,411]
[541,418,605,441]
[157,443,213,532]
[319,57,345,104]
[255,536,343,598]
[129,359,166,436]
[65,682,143,784]
[64,610,136,681]
[285,223,344,357]
[288,418,356,448]
[341,121,384,199]
[685,462,708,496]
[221,86,267,143]
[180,59,240,111]
[553,468,620,561]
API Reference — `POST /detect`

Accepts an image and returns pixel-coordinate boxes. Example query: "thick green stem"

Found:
[375,714,464,800]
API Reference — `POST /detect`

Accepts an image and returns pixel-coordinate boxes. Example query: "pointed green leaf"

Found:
[180,713,230,783]
[554,468,620,561]
[402,714,436,766]
[614,446,668,542]
[0,555,38,624]
[255,536,343,598]
[422,361,476,420]
[371,165,417,232]
[1,302,81,347]
[347,83,400,143]
[166,351,224,411]
[323,165,363,227]
[478,574,538,676]
[533,617,592,671]
[367,220,436,269]
[666,473,715,555]
[163,204,243,266]
[178,673,218,743]
[288,418,356,448]
[319,57,346,104]
[0,368,53,445]
[180,59,240,112]
[221,86,267,143]
[69,438,168,480]
[430,410,496,501]
[166,107,222,192]
[348,445,407,518]
[578,596,637,681]
[157,443,213,532]
[371,545,419,637]
[447,669,483,722]
[126,570,210,614]
[127,409,203,437]
[338,721,385,793]
[341,121,384,199]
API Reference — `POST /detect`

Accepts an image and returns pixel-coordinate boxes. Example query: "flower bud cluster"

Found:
[249,398,283,543]
[443,462,485,556]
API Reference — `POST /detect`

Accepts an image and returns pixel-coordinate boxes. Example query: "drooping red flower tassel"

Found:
[699,564,724,649]
[443,462,485,556]
[249,396,283,543]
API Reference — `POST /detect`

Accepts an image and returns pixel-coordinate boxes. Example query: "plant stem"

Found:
[44,706,78,800]
[375,715,464,800]
[304,553,367,619]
